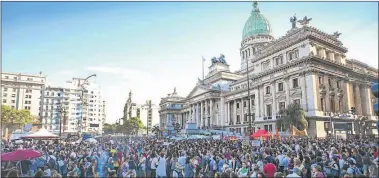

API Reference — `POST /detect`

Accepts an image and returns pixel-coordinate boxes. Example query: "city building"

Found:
[41,77,106,134]
[1,72,46,117]
[140,100,160,134]
[159,2,379,137]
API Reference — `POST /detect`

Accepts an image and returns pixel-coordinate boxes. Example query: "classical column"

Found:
[354,84,362,115]
[241,98,245,122]
[233,100,237,124]
[256,87,261,117]
[260,86,264,117]
[305,71,319,115]
[271,81,277,118]
[210,99,213,127]
[328,51,335,61]
[300,73,308,111]
[220,98,224,126]
[325,75,331,112]
[227,101,230,124]
[192,104,195,122]
[364,85,374,116]
[200,101,204,128]
[285,77,291,107]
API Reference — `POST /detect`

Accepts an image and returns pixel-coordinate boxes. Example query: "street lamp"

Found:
[246,56,254,135]
[78,74,96,134]
[57,103,67,140]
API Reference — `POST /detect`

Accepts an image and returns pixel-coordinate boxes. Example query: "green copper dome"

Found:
[242,2,272,40]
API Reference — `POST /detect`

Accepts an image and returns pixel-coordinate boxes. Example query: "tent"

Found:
[22,128,60,140]
[250,129,272,140]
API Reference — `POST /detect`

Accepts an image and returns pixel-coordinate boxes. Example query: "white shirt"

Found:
[156,156,167,177]
[151,157,158,170]
[286,173,301,178]
[44,169,52,177]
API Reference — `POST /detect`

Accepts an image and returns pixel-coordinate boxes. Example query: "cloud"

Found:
[87,66,154,82]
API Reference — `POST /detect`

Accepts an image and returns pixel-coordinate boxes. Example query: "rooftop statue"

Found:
[290,14,297,29]
[218,54,227,64]
[298,16,312,26]
[211,57,218,64]
[332,31,342,38]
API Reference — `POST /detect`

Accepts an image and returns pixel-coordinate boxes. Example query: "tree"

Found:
[1,105,13,129]
[124,117,145,135]
[1,105,36,129]
[276,103,308,132]
[174,122,182,134]
[103,123,116,134]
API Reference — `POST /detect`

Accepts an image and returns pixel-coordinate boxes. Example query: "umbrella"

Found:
[85,138,98,143]
[1,149,42,162]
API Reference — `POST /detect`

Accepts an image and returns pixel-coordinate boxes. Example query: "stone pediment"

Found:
[276,94,286,101]
[187,86,210,99]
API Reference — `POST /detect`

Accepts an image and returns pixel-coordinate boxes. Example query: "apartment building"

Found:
[1,72,46,117]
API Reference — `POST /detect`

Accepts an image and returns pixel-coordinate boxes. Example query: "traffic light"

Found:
[351,107,356,114]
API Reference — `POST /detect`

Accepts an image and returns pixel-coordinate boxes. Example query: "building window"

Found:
[236,115,240,124]
[11,100,15,104]
[266,104,272,116]
[47,92,49,96]
[3,94,7,97]
[13,77,17,80]
[279,102,286,113]
[294,49,299,59]
[278,82,284,91]
[294,99,300,105]
[268,125,273,132]
[292,78,299,88]
[3,88,8,92]
[319,77,324,85]
[24,106,31,110]
[321,98,325,111]
[11,94,16,98]
[328,78,332,88]
[5,76,9,79]
[244,114,247,122]
[51,92,54,96]
[330,99,335,112]
[338,101,342,112]
[252,95,255,106]
[27,78,33,81]
[26,89,32,93]
[266,86,271,94]
[264,125,268,131]
[25,101,31,104]
[243,101,246,107]
[236,102,239,109]
[2,99,6,103]
[12,88,16,92]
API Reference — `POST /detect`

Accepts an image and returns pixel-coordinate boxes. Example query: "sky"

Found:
[2,2,378,124]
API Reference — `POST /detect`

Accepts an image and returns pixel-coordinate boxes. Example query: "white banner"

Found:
[251,140,261,147]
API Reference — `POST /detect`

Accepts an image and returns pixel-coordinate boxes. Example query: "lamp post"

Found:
[246,56,254,136]
[57,103,67,140]
[78,74,96,135]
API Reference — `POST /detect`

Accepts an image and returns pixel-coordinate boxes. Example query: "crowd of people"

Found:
[1,135,379,178]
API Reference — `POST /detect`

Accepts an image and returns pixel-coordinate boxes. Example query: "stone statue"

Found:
[290,14,297,29]
[332,31,342,38]
[218,54,226,64]
[173,87,177,94]
[211,57,218,64]
[298,16,312,26]
[252,1,259,12]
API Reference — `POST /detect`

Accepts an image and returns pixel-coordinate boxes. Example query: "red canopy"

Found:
[1,149,42,162]
[250,129,272,139]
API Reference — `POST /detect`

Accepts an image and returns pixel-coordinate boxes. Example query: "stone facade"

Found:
[159,3,378,137]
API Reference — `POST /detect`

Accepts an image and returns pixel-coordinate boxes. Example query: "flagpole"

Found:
[202,56,205,84]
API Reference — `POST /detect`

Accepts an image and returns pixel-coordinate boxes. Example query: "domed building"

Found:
[159,2,378,138]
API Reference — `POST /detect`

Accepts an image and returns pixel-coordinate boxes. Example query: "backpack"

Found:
[174,170,184,178]
[48,157,56,169]
[146,157,152,171]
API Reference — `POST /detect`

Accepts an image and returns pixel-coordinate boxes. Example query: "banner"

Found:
[251,140,261,147]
